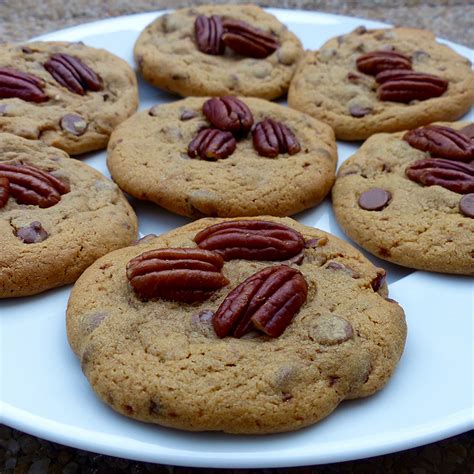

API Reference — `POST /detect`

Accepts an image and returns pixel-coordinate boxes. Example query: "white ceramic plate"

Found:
[1,9,473,469]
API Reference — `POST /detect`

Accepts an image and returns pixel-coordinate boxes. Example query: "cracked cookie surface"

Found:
[134,5,303,99]
[107,97,337,217]
[0,133,138,298]
[288,27,474,140]
[332,121,474,274]
[0,41,138,155]
[66,216,406,434]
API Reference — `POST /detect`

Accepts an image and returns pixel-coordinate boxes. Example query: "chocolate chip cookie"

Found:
[0,133,138,298]
[288,27,474,140]
[107,96,337,218]
[332,121,474,274]
[0,41,138,155]
[66,216,406,434]
[134,5,303,99]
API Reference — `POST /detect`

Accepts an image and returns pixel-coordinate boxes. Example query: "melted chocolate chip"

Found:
[358,188,391,211]
[16,221,48,243]
[459,193,474,218]
[311,315,354,346]
[180,110,197,121]
[349,105,372,117]
[60,114,87,136]
[148,105,160,116]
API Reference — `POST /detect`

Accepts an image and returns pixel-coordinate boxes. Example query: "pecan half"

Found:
[406,158,474,194]
[126,248,229,302]
[0,176,9,208]
[187,128,236,160]
[356,51,412,75]
[194,220,305,261]
[222,20,279,59]
[203,97,253,137]
[252,119,301,158]
[44,53,102,95]
[0,163,70,208]
[195,15,225,55]
[0,67,48,103]
[213,265,308,338]
[403,125,474,162]
[375,69,448,102]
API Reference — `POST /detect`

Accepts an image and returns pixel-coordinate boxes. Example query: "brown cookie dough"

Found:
[134,5,303,99]
[0,133,138,298]
[0,41,138,155]
[66,216,406,434]
[288,27,474,140]
[332,121,474,274]
[107,97,337,218]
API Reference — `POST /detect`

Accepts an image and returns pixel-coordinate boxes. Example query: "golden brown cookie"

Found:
[107,96,337,218]
[332,121,474,274]
[0,133,138,298]
[0,41,138,155]
[288,27,474,140]
[134,5,303,99]
[66,216,406,434]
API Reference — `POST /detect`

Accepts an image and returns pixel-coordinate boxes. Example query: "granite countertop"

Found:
[0,1,473,473]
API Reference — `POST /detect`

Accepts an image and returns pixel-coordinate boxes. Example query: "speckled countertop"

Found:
[0,1,473,473]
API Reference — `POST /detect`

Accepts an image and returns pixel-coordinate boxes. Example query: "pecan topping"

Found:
[406,158,474,194]
[252,119,301,158]
[356,51,412,76]
[213,265,308,338]
[126,248,229,302]
[375,69,448,102]
[203,97,253,137]
[222,20,279,59]
[194,220,305,261]
[195,15,225,55]
[0,67,48,103]
[403,125,474,162]
[44,53,102,95]
[0,176,9,208]
[0,163,70,208]
[187,128,236,160]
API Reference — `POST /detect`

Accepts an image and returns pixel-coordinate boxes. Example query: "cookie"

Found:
[0,41,138,155]
[66,216,406,434]
[107,96,337,218]
[332,121,474,274]
[0,133,138,298]
[288,27,474,140]
[134,5,303,99]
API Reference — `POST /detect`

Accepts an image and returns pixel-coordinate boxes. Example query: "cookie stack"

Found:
[1,3,473,435]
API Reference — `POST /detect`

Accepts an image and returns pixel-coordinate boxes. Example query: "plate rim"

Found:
[2,7,473,468]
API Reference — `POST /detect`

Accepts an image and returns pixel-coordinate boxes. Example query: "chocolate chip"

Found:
[371,269,387,292]
[60,114,87,136]
[358,188,391,211]
[459,193,474,218]
[326,261,360,278]
[0,104,8,115]
[16,221,48,243]
[149,105,160,116]
[304,238,323,248]
[310,315,354,345]
[349,105,372,117]
[347,72,362,83]
[459,124,474,141]
[180,109,197,121]
[21,46,33,54]
[412,50,430,61]
[353,26,367,35]
[326,261,344,270]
